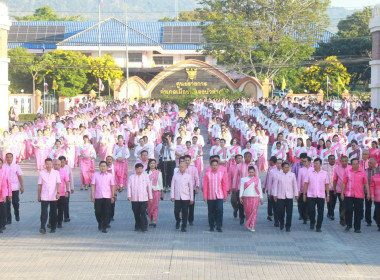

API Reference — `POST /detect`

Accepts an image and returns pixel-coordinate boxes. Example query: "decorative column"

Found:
[317,89,324,102]
[262,78,270,98]
[0,3,11,131]
[370,5,380,108]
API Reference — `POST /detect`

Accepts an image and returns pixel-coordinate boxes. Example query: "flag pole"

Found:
[98,1,101,96]
[326,77,328,99]
[125,0,129,100]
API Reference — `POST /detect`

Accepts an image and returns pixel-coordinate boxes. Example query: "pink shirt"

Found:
[63,164,74,191]
[232,162,258,191]
[267,168,282,196]
[305,169,329,198]
[298,166,314,193]
[322,164,335,191]
[203,170,227,200]
[0,168,10,201]
[370,174,380,202]
[38,169,61,201]
[91,172,115,199]
[343,169,368,199]
[263,165,276,190]
[171,172,194,200]
[185,165,199,190]
[127,173,153,201]
[273,171,298,199]
[333,165,351,193]
[58,168,70,196]
[3,163,23,191]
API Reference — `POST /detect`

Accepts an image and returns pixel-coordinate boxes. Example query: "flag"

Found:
[281,77,286,91]
[327,76,332,91]
[52,79,58,91]
[337,76,345,88]
[271,80,275,91]
[43,78,48,95]
[100,0,104,8]
[98,77,105,92]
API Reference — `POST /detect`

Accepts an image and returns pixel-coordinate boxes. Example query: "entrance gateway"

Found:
[115,59,263,100]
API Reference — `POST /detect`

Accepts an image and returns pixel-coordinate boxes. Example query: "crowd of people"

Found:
[1,95,380,235]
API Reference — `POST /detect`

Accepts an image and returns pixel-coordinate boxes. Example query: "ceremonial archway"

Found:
[116,60,263,100]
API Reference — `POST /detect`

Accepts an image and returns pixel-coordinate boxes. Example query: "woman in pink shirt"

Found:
[0,158,10,232]
[145,159,163,228]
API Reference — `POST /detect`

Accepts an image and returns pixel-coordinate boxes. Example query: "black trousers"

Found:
[236,190,245,219]
[277,198,293,229]
[267,195,274,216]
[337,193,346,224]
[297,193,308,221]
[41,201,57,230]
[175,199,190,228]
[94,198,111,230]
[327,190,337,218]
[161,160,176,189]
[345,197,364,230]
[231,191,239,212]
[374,202,380,228]
[0,202,5,227]
[132,201,148,231]
[57,196,67,225]
[64,193,70,219]
[269,196,279,224]
[110,199,116,220]
[188,191,196,223]
[307,197,325,229]
[6,191,20,223]
[365,198,373,225]
[207,199,224,229]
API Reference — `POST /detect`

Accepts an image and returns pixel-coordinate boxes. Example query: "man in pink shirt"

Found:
[303,158,330,232]
[59,156,74,223]
[171,162,194,232]
[297,156,313,224]
[53,159,70,229]
[4,153,24,223]
[38,158,61,234]
[333,155,351,226]
[263,156,277,222]
[203,159,227,232]
[0,158,10,232]
[91,161,115,233]
[322,154,336,221]
[341,158,370,233]
[267,158,283,227]
[184,155,199,226]
[369,164,380,231]
[127,163,153,232]
[230,154,243,218]
[273,162,299,232]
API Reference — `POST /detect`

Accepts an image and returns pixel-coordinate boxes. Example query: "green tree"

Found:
[158,10,210,21]
[14,6,84,21]
[273,67,306,93]
[299,56,351,94]
[87,55,124,94]
[42,50,88,97]
[8,47,47,94]
[198,0,329,79]
[314,7,372,83]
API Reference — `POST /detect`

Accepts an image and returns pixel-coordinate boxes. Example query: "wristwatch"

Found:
[57,192,60,195]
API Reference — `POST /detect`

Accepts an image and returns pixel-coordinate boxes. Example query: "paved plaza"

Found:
[1,129,380,280]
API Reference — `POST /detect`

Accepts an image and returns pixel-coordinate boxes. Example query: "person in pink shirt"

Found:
[203,159,227,232]
[297,156,313,224]
[369,164,380,231]
[4,153,24,224]
[91,161,116,233]
[38,158,61,234]
[303,158,330,232]
[341,158,370,233]
[322,154,337,221]
[230,154,243,219]
[59,156,74,223]
[263,156,278,222]
[0,158,10,232]
[53,159,70,229]
[170,162,194,232]
[333,155,351,226]
[273,162,299,232]
[127,163,153,232]
[184,155,199,226]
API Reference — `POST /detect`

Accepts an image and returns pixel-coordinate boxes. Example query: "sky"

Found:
[330,0,380,8]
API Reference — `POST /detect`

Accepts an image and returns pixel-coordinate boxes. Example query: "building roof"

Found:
[8,18,335,51]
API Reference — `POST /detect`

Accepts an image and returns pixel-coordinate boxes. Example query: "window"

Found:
[128,53,142,62]
[185,56,205,62]
[153,56,173,65]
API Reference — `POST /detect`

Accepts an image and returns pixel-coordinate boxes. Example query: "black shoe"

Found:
[274,223,279,227]
[102,229,108,233]
[316,228,322,232]
[189,222,193,226]
[267,216,273,222]
[340,221,346,227]
[50,229,56,233]
[354,229,361,233]
[152,224,156,228]
[15,216,20,222]
[217,228,223,232]
[6,221,11,225]
[345,226,351,232]
[110,218,115,222]
[233,210,237,218]
[298,216,303,220]
[240,218,244,225]
[303,220,307,224]
[134,227,140,231]
[176,221,180,229]
[141,228,148,232]
[106,224,111,228]
[181,227,186,232]
[280,224,284,230]
[149,223,154,227]
[39,228,46,234]
[286,228,290,232]
[367,223,372,227]
[57,224,62,229]
[209,227,214,232]
[64,218,70,223]
[310,224,315,230]
[47,224,51,229]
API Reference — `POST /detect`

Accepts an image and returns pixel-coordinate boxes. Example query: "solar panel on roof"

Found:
[8,25,66,44]
[162,26,206,44]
